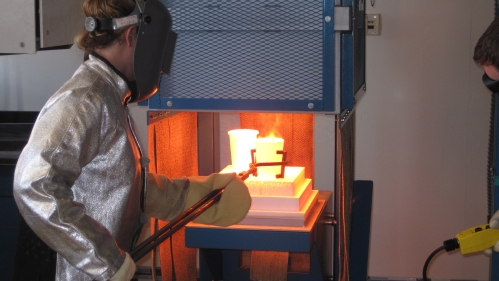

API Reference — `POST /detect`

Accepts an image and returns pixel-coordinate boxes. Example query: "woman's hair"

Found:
[75,0,136,53]
[474,17,499,68]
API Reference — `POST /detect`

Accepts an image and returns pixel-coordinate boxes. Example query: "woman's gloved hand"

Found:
[144,172,251,226]
[109,252,136,281]
[186,172,251,226]
[484,210,499,255]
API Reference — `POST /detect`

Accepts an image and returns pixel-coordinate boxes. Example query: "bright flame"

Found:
[266,131,276,138]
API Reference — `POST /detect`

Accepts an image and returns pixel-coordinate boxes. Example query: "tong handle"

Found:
[130,187,224,262]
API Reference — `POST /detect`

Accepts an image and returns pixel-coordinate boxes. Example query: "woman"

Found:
[13,0,251,280]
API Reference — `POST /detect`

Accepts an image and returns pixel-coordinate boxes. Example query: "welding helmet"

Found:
[84,0,177,103]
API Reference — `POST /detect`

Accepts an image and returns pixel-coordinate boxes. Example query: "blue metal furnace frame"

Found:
[146,0,352,113]
[341,0,365,111]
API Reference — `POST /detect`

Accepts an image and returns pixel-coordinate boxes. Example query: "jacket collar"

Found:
[88,51,133,105]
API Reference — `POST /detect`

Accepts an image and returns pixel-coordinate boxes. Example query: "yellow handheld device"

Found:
[456,224,499,254]
[424,224,499,281]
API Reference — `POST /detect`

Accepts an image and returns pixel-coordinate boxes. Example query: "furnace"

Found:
[142,0,368,279]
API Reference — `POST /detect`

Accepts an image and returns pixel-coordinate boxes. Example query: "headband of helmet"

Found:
[84,2,141,32]
[84,0,177,103]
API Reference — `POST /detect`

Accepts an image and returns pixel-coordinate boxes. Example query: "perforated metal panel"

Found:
[160,31,323,101]
[149,0,337,112]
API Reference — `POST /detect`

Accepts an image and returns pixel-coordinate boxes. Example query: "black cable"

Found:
[422,245,446,281]
[423,238,459,281]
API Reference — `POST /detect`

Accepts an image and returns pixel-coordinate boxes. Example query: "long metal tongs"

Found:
[90,187,226,281]
[130,149,288,262]
[130,187,225,262]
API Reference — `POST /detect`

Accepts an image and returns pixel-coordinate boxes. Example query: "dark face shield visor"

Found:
[133,0,177,103]
[84,0,177,103]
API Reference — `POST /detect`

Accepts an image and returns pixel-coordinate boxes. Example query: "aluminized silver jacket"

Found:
[13,54,188,281]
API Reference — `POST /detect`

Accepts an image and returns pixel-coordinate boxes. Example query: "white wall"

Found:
[0,45,150,155]
[0,45,84,111]
[356,0,494,279]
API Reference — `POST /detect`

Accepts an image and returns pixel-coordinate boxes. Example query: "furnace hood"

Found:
[145,0,366,115]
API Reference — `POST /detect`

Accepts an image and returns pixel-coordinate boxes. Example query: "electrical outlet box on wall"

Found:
[366,14,381,36]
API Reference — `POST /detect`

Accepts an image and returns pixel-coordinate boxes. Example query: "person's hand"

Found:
[109,252,136,281]
[144,172,251,226]
[484,210,499,255]
[186,172,251,226]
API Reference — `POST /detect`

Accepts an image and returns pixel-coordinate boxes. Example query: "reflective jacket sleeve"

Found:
[13,87,125,281]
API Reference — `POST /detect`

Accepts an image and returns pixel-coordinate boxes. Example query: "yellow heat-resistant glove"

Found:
[145,172,251,227]
[186,172,251,226]
[145,174,190,221]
